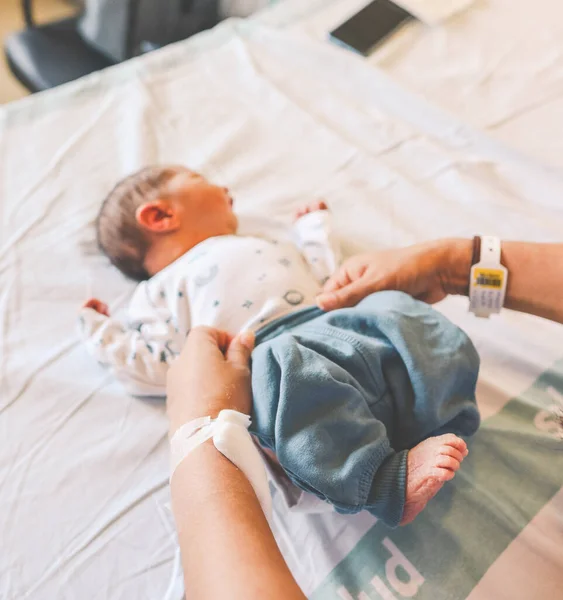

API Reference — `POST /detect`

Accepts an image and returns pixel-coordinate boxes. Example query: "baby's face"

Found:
[169,170,238,239]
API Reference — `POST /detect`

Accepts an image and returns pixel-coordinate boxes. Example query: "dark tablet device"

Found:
[329,0,415,56]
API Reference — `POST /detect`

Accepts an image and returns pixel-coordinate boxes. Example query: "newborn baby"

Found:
[81,165,480,526]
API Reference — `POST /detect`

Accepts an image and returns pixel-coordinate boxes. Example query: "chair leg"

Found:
[22,0,35,28]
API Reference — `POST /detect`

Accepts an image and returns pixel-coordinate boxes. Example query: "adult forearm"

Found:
[445,239,563,323]
[171,441,306,600]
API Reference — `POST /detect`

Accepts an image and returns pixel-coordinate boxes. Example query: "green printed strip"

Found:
[312,360,563,600]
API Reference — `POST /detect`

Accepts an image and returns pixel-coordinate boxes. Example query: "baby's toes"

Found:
[440,444,465,463]
[432,467,456,483]
[438,434,467,454]
[435,454,461,472]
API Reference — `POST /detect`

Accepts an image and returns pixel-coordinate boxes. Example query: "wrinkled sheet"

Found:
[260,0,563,170]
[1,17,563,600]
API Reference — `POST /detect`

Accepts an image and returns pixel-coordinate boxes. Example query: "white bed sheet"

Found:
[1,18,563,600]
[259,0,563,170]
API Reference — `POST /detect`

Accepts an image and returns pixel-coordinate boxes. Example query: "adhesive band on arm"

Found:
[169,410,272,518]
[469,235,508,318]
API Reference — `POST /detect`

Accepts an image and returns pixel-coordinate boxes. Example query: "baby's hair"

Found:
[96,165,181,281]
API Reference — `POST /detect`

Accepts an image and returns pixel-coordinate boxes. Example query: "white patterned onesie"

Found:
[79,211,340,396]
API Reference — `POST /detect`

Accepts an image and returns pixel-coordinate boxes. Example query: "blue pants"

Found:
[251,291,480,527]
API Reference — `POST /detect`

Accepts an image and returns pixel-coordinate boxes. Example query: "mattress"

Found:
[1,15,562,600]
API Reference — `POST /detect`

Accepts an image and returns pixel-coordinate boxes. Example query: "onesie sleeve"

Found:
[78,282,187,397]
[292,209,341,285]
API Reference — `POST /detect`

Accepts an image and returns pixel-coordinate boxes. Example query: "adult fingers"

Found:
[226,331,255,368]
[317,279,370,311]
[182,326,232,362]
[322,267,353,294]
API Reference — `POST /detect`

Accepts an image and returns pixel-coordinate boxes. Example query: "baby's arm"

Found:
[79,298,179,397]
[292,201,341,285]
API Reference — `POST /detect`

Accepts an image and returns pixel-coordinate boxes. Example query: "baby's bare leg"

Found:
[400,434,468,526]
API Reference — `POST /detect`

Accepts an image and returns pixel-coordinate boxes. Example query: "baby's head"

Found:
[96,165,237,280]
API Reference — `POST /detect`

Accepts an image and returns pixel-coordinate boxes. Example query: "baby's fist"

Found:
[83,298,110,317]
[294,199,328,222]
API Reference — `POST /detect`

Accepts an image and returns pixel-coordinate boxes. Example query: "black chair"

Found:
[4,0,116,93]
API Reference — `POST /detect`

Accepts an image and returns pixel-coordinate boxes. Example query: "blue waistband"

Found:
[255,306,324,345]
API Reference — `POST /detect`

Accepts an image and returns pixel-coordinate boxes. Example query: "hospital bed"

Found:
[261,0,563,170]
[1,2,562,599]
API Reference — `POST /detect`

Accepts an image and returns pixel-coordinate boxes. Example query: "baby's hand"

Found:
[294,199,328,222]
[83,298,110,317]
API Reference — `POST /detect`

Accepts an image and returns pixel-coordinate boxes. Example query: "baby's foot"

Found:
[400,434,468,526]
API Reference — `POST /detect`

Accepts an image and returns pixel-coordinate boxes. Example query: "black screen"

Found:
[330,0,414,56]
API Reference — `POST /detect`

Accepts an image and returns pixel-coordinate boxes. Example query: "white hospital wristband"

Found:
[169,409,272,518]
[469,236,508,318]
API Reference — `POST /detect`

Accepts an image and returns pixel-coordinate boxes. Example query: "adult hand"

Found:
[317,239,472,311]
[166,326,255,435]
[168,326,306,599]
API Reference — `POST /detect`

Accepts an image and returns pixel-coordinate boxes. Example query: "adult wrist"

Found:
[440,238,473,297]
[168,399,251,437]
[169,409,273,516]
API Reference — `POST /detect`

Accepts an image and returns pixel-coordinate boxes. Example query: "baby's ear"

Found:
[136,200,180,234]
